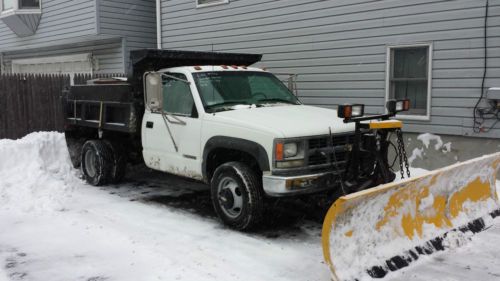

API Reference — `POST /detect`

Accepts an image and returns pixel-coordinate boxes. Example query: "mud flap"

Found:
[322,153,500,281]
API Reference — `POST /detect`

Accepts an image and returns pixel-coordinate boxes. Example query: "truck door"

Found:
[142,72,203,179]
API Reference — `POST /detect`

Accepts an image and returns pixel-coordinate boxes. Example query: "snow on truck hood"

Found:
[209,105,355,138]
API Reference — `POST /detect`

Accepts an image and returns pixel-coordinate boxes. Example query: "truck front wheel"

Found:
[211,162,264,230]
[81,140,114,186]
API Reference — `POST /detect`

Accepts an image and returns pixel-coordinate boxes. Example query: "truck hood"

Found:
[208,105,356,138]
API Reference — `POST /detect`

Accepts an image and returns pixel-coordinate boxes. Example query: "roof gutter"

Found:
[156,0,162,49]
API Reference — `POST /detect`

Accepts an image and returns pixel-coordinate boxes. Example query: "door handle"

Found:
[146,121,154,128]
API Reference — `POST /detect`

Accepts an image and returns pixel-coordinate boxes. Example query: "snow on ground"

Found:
[0,132,329,281]
[0,132,499,281]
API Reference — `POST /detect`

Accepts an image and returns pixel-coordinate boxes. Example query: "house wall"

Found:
[160,0,500,139]
[0,0,98,51]
[0,0,156,74]
[98,0,157,72]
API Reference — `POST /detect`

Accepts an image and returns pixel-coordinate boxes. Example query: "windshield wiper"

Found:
[256,98,298,105]
[205,101,250,113]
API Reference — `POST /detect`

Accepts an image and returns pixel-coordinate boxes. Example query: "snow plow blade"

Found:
[322,153,500,281]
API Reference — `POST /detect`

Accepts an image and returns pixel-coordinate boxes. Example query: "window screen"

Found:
[19,0,40,9]
[389,46,430,116]
[162,73,196,117]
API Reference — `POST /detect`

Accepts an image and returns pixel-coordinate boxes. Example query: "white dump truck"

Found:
[63,49,410,230]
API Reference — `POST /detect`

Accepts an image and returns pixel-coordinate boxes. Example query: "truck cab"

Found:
[64,49,402,230]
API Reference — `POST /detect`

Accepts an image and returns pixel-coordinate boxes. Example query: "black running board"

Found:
[366,209,500,279]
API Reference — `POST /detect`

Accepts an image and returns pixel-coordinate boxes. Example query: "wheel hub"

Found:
[217,177,243,219]
[219,188,234,210]
[84,149,97,178]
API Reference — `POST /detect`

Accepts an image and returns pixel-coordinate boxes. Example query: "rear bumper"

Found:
[262,171,339,196]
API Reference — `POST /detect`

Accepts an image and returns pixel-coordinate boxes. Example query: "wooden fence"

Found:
[0,73,126,139]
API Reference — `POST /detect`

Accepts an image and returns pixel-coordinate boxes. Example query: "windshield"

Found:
[192,71,300,112]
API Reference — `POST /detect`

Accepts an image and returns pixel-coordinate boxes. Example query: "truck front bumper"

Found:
[262,171,339,196]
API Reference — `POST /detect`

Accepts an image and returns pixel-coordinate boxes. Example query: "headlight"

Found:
[275,140,305,168]
[387,99,410,114]
[337,104,365,120]
[284,143,298,158]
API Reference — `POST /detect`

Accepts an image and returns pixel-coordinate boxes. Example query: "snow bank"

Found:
[0,132,77,214]
[0,266,8,281]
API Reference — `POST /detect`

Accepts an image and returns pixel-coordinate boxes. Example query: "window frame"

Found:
[196,0,229,9]
[0,0,41,15]
[385,42,433,121]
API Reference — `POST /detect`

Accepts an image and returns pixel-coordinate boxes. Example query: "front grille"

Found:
[307,134,355,168]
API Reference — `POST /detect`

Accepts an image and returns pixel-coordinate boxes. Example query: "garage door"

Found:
[11,53,94,75]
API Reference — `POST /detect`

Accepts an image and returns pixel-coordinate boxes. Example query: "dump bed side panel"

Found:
[63,84,142,134]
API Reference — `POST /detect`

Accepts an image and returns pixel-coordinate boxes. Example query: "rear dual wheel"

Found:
[81,140,126,186]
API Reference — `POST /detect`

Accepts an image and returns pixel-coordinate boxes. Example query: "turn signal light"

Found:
[275,143,284,161]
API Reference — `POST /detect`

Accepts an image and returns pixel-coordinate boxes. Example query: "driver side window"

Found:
[163,73,197,117]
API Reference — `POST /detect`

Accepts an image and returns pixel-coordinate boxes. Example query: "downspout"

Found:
[0,52,3,74]
[156,0,162,49]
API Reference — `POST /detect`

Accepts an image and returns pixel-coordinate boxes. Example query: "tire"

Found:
[210,162,264,230]
[81,140,114,186]
[105,141,127,183]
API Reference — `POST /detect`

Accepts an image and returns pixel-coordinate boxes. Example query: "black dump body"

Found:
[63,49,262,135]
[63,82,139,134]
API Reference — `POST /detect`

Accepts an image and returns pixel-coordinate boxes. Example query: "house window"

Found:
[196,0,228,8]
[19,0,39,9]
[386,44,432,119]
[2,0,14,10]
[1,0,40,11]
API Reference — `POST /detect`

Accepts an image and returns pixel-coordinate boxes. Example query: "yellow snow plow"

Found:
[322,152,500,281]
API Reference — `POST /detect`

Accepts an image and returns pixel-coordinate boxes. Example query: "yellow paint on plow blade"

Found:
[322,153,500,281]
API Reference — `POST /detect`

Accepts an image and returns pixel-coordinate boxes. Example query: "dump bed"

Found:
[63,82,140,134]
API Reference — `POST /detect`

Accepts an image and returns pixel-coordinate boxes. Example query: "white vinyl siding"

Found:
[160,0,500,138]
[0,0,97,50]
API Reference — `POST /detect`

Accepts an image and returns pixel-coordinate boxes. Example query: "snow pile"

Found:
[409,133,453,165]
[327,153,500,281]
[0,266,8,281]
[0,132,77,214]
[417,133,444,150]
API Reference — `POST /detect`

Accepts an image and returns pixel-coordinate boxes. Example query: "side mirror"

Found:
[145,73,162,112]
[386,99,410,114]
